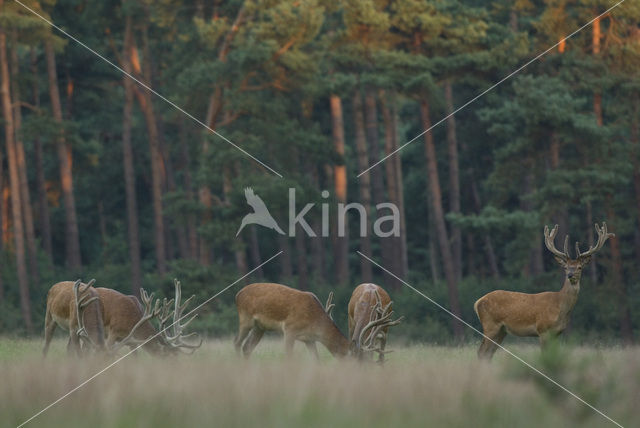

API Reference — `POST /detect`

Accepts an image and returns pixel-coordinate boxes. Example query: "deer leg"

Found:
[305,341,319,360]
[242,328,265,358]
[377,334,387,365]
[478,325,506,360]
[284,333,296,358]
[67,332,81,357]
[42,311,57,357]
[234,317,253,355]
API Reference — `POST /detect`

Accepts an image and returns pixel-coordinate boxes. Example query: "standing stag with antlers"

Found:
[474,222,614,360]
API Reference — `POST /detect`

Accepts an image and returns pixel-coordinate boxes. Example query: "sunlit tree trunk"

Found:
[45,36,82,271]
[329,94,349,284]
[122,16,142,295]
[129,28,166,274]
[353,91,373,282]
[420,99,463,338]
[1,19,32,331]
[10,32,38,283]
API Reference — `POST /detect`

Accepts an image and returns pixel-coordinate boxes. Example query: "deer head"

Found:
[352,292,403,360]
[92,279,202,355]
[544,222,615,285]
[73,279,105,353]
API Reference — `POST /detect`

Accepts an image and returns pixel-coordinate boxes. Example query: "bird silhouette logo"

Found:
[236,187,285,236]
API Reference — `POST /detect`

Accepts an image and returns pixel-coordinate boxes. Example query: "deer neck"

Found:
[558,277,580,314]
[319,319,350,357]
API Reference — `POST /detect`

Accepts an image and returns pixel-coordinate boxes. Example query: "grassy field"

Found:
[0,338,637,427]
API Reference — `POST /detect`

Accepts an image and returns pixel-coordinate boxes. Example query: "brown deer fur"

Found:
[348,283,391,361]
[96,287,165,354]
[234,283,351,358]
[43,281,105,356]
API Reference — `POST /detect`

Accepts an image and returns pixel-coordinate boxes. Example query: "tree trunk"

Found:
[329,94,349,284]
[585,200,597,283]
[631,100,640,268]
[122,16,142,295]
[309,165,325,281]
[606,207,634,343]
[469,175,500,279]
[129,30,166,274]
[391,95,409,277]
[10,32,39,283]
[223,165,248,275]
[379,90,404,286]
[249,226,263,279]
[198,4,248,266]
[178,117,198,260]
[420,99,463,338]
[45,36,82,271]
[0,21,32,331]
[364,89,395,284]
[278,235,293,279]
[352,91,373,282]
[593,16,603,126]
[444,80,462,281]
[295,227,308,290]
[30,48,53,260]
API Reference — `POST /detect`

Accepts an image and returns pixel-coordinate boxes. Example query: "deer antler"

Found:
[108,288,163,353]
[576,222,615,260]
[73,279,99,350]
[157,279,203,353]
[544,224,570,261]
[324,291,335,320]
[357,296,403,357]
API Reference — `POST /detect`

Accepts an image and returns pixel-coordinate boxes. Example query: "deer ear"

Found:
[553,255,566,266]
[580,255,592,266]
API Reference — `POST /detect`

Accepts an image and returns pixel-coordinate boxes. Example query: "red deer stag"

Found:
[348,283,403,363]
[94,279,202,355]
[474,222,614,360]
[43,279,105,356]
[234,283,348,359]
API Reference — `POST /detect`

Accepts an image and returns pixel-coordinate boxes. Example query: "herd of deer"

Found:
[42,222,614,362]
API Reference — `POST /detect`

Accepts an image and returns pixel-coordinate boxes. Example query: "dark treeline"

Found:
[0,0,638,341]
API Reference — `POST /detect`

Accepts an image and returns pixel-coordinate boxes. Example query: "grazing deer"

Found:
[94,279,202,355]
[234,282,349,359]
[474,222,614,360]
[43,279,105,356]
[348,283,403,363]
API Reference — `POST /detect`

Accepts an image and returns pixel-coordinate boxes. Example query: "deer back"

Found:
[348,283,391,341]
[47,281,106,347]
[236,283,350,355]
[96,287,160,348]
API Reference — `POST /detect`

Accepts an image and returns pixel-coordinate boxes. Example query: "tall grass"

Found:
[0,339,637,427]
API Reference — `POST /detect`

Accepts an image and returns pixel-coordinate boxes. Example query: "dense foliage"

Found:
[0,0,638,342]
